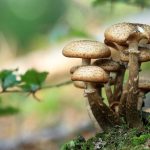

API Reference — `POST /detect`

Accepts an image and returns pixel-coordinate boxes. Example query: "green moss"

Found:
[61,125,150,150]
[131,134,150,146]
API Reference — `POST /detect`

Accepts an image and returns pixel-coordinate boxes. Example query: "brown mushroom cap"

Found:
[93,58,120,72]
[73,81,86,89]
[104,23,150,45]
[137,23,150,40]
[142,107,150,113]
[62,40,111,59]
[138,77,150,91]
[70,65,81,74]
[71,66,109,83]
[120,47,150,62]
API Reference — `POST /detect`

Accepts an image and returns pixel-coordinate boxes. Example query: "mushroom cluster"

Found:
[62,22,150,130]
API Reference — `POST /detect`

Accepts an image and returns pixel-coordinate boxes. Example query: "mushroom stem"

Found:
[126,41,143,128]
[119,79,129,118]
[82,59,91,66]
[113,64,126,102]
[137,91,145,111]
[104,79,113,104]
[86,89,120,130]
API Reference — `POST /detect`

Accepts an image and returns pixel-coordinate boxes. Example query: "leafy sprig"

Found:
[0,68,72,100]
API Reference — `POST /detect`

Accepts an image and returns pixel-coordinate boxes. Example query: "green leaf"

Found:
[20,69,48,92]
[0,69,19,90]
[0,106,19,116]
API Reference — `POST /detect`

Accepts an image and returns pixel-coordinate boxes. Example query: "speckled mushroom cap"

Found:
[71,66,109,83]
[120,47,150,62]
[73,81,86,89]
[138,77,150,91]
[62,40,111,59]
[70,65,81,74]
[104,23,150,45]
[93,58,120,72]
[137,23,150,40]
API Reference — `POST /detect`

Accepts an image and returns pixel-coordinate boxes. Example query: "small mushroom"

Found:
[93,58,120,104]
[141,107,150,125]
[71,66,109,91]
[73,81,86,89]
[72,66,119,129]
[137,77,150,110]
[93,58,120,72]
[70,65,85,89]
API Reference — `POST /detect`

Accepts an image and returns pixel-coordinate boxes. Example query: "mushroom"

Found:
[70,65,85,89]
[105,22,150,128]
[63,40,111,66]
[63,40,111,92]
[72,66,109,93]
[141,107,150,125]
[93,58,120,104]
[72,66,119,130]
[137,77,150,111]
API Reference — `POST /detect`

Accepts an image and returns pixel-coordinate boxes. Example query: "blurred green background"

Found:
[0,0,149,150]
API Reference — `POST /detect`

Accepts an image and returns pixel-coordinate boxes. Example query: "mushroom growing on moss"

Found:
[72,66,119,129]
[62,22,150,131]
[105,22,150,128]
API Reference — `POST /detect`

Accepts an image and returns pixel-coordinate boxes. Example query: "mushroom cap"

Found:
[73,81,86,89]
[104,39,126,51]
[142,107,150,113]
[139,77,150,91]
[71,66,109,83]
[62,40,111,59]
[93,58,120,72]
[70,65,81,74]
[104,23,150,45]
[120,47,150,62]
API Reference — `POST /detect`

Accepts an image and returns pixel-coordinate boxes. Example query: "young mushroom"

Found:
[105,22,150,128]
[70,65,86,89]
[141,107,150,125]
[93,58,120,104]
[138,77,150,111]
[72,66,119,130]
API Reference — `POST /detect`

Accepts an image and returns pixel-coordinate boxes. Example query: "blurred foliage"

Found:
[0,0,67,49]
[0,106,19,116]
[0,68,48,93]
[0,69,19,91]
[21,69,48,92]
[93,0,150,8]
[0,98,19,115]
[0,69,48,115]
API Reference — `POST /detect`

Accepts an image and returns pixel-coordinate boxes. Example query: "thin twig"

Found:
[0,80,73,94]
[41,80,72,89]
